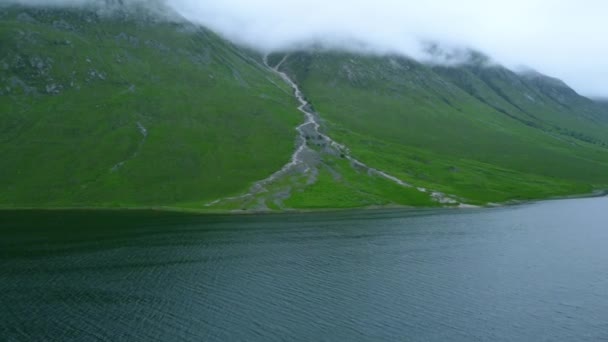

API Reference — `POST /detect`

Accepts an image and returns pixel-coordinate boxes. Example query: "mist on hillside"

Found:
[5,0,608,97]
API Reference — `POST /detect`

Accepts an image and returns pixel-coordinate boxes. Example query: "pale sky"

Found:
[170,0,608,98]
[10,0,608,97]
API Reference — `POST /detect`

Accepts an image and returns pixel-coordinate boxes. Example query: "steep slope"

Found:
[274,51,608,204]
[0,4,302,208]
[203,56,438,211]
[2,4,607,210]
[435,62,608,146]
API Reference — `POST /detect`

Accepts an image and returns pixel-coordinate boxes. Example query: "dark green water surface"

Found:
[1,197,608,341]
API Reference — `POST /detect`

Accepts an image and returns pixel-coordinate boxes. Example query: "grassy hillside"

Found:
[276,51,608,204]
[2,4,607,210]
[0,5,302,208]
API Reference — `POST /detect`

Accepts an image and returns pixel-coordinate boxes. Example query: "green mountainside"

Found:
[1,4,607,211]
[0,5,301,208]
[273,52,608,205]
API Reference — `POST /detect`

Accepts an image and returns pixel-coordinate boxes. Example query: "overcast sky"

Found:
[10,0,608,97]
[165,0,608,97]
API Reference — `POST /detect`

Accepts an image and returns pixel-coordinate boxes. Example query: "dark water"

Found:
[1,197,608,341]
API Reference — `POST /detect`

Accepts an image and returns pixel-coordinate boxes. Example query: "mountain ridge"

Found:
[2,4,607,211]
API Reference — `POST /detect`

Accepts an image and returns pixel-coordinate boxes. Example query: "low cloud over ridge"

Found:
[7,0,608,97]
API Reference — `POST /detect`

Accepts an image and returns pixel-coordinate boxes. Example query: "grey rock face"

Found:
[115,32,140,47]
[9,76,37,95]
[52,19,74,31]
[16,13,37,23]
[45,83,63,95]
[88,69,107,81]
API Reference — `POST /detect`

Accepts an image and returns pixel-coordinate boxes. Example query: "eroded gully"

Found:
[205,55,458,208]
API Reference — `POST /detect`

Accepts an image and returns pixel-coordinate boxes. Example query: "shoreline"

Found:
[1,190,605,216]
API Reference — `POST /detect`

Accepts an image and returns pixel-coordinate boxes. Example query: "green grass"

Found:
[286,156,437,209]
[2,5,608,210]
[278,52,608,204]
[0,6,301,207]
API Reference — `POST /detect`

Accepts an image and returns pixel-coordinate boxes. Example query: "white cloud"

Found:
[167,0,608,97]
[7,0,608,96]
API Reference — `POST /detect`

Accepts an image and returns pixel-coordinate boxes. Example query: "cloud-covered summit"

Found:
[6,0,608,96]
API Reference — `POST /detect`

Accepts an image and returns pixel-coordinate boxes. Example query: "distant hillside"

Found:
[1,4,608,210]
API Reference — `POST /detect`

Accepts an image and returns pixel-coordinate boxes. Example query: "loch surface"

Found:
[1,197,608,341]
